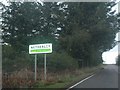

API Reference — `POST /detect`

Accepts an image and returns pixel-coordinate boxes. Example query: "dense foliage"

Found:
[116,54,120,66]
[1,2,119,72]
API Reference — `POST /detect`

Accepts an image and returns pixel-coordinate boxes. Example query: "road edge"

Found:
[65,67,104,90]
[66,74,95,90]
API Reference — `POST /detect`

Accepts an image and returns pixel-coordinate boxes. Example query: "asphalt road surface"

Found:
[71,65,118,88]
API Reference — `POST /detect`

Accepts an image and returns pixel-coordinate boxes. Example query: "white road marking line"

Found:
[66,74,95,90]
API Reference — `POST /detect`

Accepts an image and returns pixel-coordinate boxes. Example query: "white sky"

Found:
[102,34,119,64]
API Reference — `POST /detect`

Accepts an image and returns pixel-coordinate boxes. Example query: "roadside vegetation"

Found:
[33,65,103,88]
[116,55,120,66]
[3,64,103,88]
[1,1,119,88]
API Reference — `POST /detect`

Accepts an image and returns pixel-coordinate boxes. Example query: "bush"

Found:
[116,55,120,66]
[46,52,79,72]
[2,45,33,72]
[3,45,78,73]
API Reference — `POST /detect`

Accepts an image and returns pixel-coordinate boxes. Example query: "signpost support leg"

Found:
[35,54,37,81]
[44,54,47,80]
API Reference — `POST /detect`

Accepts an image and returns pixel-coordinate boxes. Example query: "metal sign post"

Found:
[44,54,47,80]
[35,54,37,81]
[29,43,52,81]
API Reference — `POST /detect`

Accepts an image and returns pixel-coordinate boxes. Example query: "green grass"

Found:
[35,82,68,88]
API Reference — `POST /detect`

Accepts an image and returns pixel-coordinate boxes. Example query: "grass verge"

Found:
[33,64,104,89]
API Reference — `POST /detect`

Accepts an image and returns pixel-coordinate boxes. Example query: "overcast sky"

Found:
[102,33,120,64]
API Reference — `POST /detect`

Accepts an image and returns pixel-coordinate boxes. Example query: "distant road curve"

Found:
[68,64,118,89]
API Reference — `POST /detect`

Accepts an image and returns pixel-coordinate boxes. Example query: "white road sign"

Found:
[29,43,52,54]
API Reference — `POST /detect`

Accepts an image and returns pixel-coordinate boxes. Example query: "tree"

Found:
[116,55,120,66]
[2,2,119,68]
[2,2,59,52]
[57,2,119,66]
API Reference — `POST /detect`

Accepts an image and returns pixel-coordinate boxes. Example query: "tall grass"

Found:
[3,64,102,88]
[3,68,35,88]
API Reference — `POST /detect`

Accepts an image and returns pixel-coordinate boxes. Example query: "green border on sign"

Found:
[31,49,51,53]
